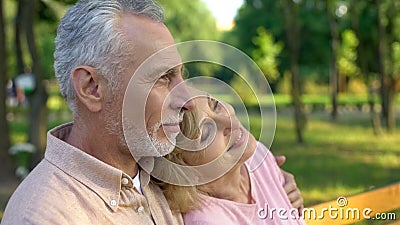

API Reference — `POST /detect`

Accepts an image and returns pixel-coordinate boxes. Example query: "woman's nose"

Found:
[222,101,236,118]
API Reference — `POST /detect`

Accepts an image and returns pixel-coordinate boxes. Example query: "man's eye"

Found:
[158,75,171,84]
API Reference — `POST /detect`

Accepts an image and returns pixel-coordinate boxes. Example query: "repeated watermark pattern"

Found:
[122,40,276,185]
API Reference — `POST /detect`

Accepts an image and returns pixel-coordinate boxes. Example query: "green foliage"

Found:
[156,0,220,79]
[230,0,285,55]
[38,0,59,24]
[158,0,218,42]
[36,23,57,79]
[392,42,400,77]
[229,75,258,106]
[4,0,17,78]
[2,0,219,80]
[3,0,62,78]
[252,27,283,82]
[338,29,360,78]
[230,0,332,83]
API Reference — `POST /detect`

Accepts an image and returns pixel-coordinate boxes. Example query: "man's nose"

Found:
[170,82,195,111]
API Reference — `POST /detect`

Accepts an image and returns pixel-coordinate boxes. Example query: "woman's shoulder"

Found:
[246,142,276,172]
[245,141,285,186]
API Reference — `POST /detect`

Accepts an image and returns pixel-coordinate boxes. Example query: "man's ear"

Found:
[71,66,103,112]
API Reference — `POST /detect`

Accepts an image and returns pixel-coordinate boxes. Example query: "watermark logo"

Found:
[336,196,348,207]
[257,196,397,222]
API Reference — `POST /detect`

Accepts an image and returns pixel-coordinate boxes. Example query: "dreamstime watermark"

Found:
[257,196,397,221]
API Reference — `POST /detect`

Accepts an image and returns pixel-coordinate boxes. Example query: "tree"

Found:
[15,0,24,74]
[14,0,48,165]
[376,0,398,133]
[280,0,307,143]
[327,0,339,121]
[231,0,332,88]
[252,26,283,83]
[0,0,14,180]
[349,0,382,135]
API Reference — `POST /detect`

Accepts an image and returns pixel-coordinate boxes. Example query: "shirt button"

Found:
[137,206,144,214]
[110,200,117,206]
[121,177,129,185]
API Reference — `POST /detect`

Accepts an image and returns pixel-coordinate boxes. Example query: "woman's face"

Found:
[182,95,257,166]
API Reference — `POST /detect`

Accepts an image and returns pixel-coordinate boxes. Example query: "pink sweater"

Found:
[183,142,306,225]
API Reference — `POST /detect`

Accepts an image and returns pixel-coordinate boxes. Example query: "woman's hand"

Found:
[275,156,304,215]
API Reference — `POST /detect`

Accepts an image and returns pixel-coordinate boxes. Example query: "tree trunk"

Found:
[386,81,396,133]
[385,0,396,133]
[350,0,382,135]
[0,0,15,181]
[23,0,48,166]
[327,0,339,121]
[281,0,307,143]
[377,0,397,133]
[15,0,25,74]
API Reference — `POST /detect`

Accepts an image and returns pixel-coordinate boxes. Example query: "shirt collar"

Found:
[45,123,147,211]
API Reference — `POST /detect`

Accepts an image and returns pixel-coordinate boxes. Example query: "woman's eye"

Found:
[211,99,223,113]
[213,100,219,111]
[207,96,223,113]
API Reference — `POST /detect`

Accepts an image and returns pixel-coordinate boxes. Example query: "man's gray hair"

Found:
[54,0,164,114]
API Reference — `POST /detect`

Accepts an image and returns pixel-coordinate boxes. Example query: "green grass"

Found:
[216,93,400,109]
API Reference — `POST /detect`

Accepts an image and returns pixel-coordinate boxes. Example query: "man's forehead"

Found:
[130,48,183,79]
[144,62,182,79]
[120,13,180,70]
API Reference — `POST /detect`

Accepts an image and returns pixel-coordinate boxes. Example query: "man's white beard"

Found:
[104,98,178,159]
[123,121,178,159]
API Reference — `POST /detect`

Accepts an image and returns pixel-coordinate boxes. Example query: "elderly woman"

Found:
[154,94,305,225]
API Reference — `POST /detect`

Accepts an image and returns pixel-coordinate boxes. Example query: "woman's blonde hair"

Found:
[152,110,206,213]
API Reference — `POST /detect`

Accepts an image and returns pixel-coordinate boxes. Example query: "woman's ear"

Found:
[71,66,103,112]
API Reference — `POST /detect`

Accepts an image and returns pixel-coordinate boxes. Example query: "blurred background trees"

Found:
[227,0,400,139]
[0,0,13,181]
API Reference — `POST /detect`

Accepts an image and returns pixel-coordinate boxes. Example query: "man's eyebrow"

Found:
[146,65,179,82]
[165,67,177,75]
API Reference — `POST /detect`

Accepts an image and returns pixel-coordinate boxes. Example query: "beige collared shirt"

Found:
[1,123,183,225]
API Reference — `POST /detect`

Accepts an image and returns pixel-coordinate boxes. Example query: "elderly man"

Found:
[2,0,302,224]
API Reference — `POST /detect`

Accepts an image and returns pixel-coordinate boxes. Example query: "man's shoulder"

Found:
[1,160,90,224]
